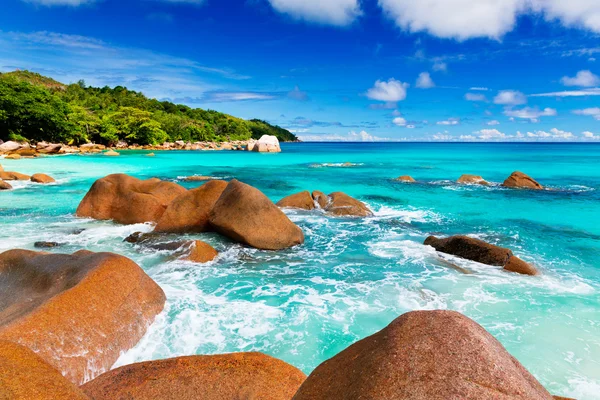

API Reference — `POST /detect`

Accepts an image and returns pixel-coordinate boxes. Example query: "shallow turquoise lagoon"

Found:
[1,143,599,398]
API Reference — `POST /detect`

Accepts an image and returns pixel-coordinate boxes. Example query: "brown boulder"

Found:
[184,240,219,263]
[0,340,89,400]
[457,174,488,185]
[76,174,187,224]
[277,191,315,210]
[293,310,553,400]
[38,143,62,154]
[154,180,227,233]
[0,249,166,384]
[5,154,21,160]
[325,192,373,217]
[312,190,329,209]
[0,171,30,181]
[0,164,3,171]
[0,180,11,190]
[183,175,213,181]
[424,235,538,276]
[395,175,416,182]
[82,352,305,400]
[31,173,56,184]
[208,179,304,250]
[502,171,543,190]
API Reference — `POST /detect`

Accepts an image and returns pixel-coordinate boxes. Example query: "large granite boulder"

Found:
[0,249,166,384]
[209,180,304,250]
[0,340,89,399]
[325,192,373,217]
[0,171,30,181]
[37,143,63,154]
[76,174,186,224]
[424,235,538,275]
[31,173,56,184]
[251,135,281,153]
[0,180,11,190]
[457,174,488,185]
[82,352,305,400]
[502,171,543,190]
[0,141,21,153]
[277,191,315,210]
[293,310,553,400]
[154,180,227,233]
[312,190,329,209]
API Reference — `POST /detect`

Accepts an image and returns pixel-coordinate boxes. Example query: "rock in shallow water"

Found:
[502,171,543,190]
[0,171,30,181]
[394,175,416,182]
[326,192,373,217]
[0,249,166,384]
[0,180,11,190]
[31,173,56,184]
[457,174,488,185]
[293,310,554,400]
[277,190,315,210]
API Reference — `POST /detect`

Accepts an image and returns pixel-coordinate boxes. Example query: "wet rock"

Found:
[82,352,306,400]
[145,152,155,157]
[394,175,416,182]
[502,171,543,190]
[0,340,89,399]
[34,241,62,248]
[4,154,21,160]
[103,150,120,156]
[184,175,214,181]
[0,249,166,384]
[293,310,553,400]
[277,191,315,210]
[76,174,187,224]
[0,180,11,190]
[209,179,304,250]
[154,180,228,233]
[184,240,219,263]
[31,173,56,184]
[0,171,30,181]
[325,192,373,217]
[424,235,538,276]
[312,190,329,209]
[457,174,488,185]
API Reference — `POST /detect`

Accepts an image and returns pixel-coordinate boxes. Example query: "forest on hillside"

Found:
[0,70,297,146]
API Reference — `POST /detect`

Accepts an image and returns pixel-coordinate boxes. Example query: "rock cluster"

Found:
[0,168,56,190]
[277,190,373,217]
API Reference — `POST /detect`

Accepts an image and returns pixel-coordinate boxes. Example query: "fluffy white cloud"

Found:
[393,117,407,126]
[366,78,409,102]
[432,61,447,72]
[487,120,500,126]
[465,93,486,102]
[436,117,460,125]
[470,87,489,91]
[582,131,600,139]
[527,128,574,139]
[268,0,361,26]
[415,72,435,89]
[377,0,600,39]
[298,130,391,142]
[561,70,600,87]
[474,129,506,139]
[504,107,557,121]
[494,90,527,105]
[573,107,600,120]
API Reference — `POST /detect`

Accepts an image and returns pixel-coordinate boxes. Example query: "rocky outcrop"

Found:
[0,171,30,181]
[277,191,315,210]
[293,310,553,400]
[502,171,543,190]
[0,180,11,190]
[104,150,120,156]
[31,173,56,184]
[394,175,416,182]
[154,180,228,233]
[0,141,21,153]
[424,235,538,275]
[0,249,166,384]
[81,352,306,400]
[250,135,281,153]
[0,340,89,399]
[76,174,186,224]
[209,180,304,250]
[325,192,373,217]
[457,174,488,185]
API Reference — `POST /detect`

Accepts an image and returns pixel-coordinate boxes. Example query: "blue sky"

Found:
[2,0,600,142]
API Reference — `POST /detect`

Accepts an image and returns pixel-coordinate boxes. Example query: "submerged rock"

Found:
[293,310,554,400]
[277,191,315,210]
[0,180,11,190]
[103,150,120,156]
[34,241,62,248]
[325,192,373,217]
[394,175,416,183]
[184,175,214,181]
[81,352,306,400]
[31,173,56,184]
[209,179,304,250]
[76,174,186,224]
[0,341,89,399]
[0,249,166,384]
[502,171,543,190]
[154,180,227,233]
[424,235,538,276]
[457,174,488,185]
[0,171,30,181]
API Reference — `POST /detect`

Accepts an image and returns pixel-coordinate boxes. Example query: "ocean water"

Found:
[1,142,599,398]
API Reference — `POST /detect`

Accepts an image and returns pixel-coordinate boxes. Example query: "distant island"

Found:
[0,70,298,146]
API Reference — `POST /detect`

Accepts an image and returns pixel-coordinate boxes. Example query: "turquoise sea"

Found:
[1,142,599,398]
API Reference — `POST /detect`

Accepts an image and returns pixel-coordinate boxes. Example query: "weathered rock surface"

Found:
[37,143,63,154]
[184,240,219,263]
[251,135,281,153]
[155,180,228,233]
[81,352,305,400]
[457,174,488,185]
[34,241,62,248]
[312,190,329,209]
[277,191,315,210]
[76,174,186,224]
[0,340,89,400]
[0,180,11,190]
[424,235,538,275]
[325,192,373,217]
[0,249,166,384]
[0,171,30,181]
[502,171,543,190]
[293,310,553,400]
[0,141,21,153]
[31,173,56,184]
[209,179,304,250]
[395,175,416,182]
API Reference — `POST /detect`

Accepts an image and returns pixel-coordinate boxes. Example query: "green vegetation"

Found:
[0,70,297,146]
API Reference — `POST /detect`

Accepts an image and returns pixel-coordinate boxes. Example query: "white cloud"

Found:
[470,87,489,91]
[504,107,557,121]
[436,117,460,125]
[377,0,600,39]
[415,72,435,89]
[474,128,506,140]
[391,109,402,116]
[573,107,600,120]
[432,61,447,72]
[366,78,409,102]
[298,130,391,142]
[393,117,407,126]
[465,92,486,102]
[527,128,574,139]
[582,131,600,139]
[268,0,361,26]
[487,120,500,126]
[433,133,453,141]
[494,90,527,105]
[205,92,277,102]
[561,70,600,87]
[530,88,600,97]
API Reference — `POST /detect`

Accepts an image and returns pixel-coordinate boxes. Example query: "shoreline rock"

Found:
[277,191,315,210]
[457,174,489,185]
[31,173,55,184]
[394,175,416,183]
[0,180,11,190]
[502,171,543,190]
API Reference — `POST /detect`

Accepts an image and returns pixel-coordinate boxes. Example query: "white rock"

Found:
[0,141,21,152]
[252,135,281,153]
